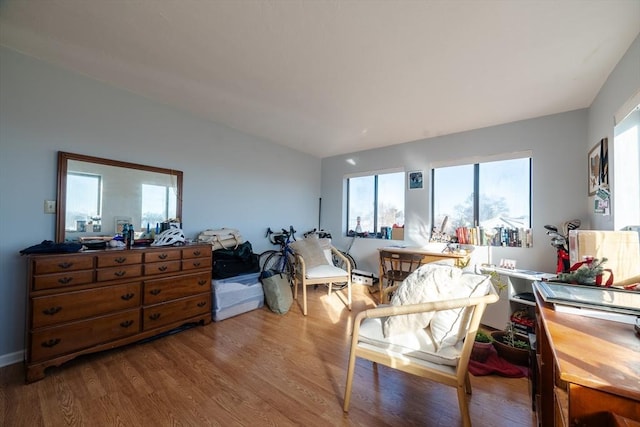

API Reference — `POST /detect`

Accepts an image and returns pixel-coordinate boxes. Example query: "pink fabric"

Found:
[468,346,528,378]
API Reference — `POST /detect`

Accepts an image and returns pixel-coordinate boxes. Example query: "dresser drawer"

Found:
[143,294,211,330]
[32,255,94,275]
[182,246,212,259]
[144,260,181,276]
[96,265,142,282]
[32,282,141,328]
[144,249,181,263]
[33,270,94,291]
[96,252,143,267]
[143,272,211,305]
[182,256,212,271]
[29,309,141,362]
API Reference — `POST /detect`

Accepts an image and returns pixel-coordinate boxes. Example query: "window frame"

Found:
[431,153,532,243]
[346,168,404,237]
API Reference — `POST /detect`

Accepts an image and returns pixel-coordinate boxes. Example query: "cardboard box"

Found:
[391,227,404,240]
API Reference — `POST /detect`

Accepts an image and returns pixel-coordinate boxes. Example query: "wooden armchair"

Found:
[291,239,352,316]
[343,269,498,427]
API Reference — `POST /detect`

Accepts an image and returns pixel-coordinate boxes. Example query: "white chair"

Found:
[342,263,498,427]
[290,238,352,316]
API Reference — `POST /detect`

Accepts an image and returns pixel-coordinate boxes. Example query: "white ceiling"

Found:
[1,1,639,158]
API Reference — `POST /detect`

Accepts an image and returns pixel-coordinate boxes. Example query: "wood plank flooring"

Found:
[1,285,536,426]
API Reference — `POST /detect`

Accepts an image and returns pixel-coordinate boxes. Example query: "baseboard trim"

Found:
[0,350,24,368]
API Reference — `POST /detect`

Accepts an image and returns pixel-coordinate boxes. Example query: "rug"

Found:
[468,346,528,378]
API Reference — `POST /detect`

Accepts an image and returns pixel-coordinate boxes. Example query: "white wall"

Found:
[0,47,322,364]
[588,35,640,230]
[321,110,588,275]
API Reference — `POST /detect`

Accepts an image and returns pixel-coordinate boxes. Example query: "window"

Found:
[432,157,531,246]
[613,104,640,229]
[141,184,176,230]
[347,171,404,237]
[65,172,101,231]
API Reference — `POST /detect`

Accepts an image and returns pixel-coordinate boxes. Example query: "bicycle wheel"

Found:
[263,252,295,286]
[333,251,357,271]
[259,250,278,271]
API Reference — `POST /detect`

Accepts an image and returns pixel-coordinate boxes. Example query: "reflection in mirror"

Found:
[57,152,183,242]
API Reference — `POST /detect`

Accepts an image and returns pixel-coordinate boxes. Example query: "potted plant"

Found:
[490,323,530,366]
[471,330,494,362]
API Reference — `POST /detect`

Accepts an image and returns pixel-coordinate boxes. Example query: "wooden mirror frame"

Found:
[56,152,183,242]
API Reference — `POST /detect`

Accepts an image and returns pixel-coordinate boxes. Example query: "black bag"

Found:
[212,241,260,279]
[20,240,82,255]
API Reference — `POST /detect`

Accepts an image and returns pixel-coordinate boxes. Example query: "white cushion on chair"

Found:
[305,264,349,279]
[290,238,332,269]
[383,262,462,338]
[430,273,492,350]
[359,317,461,367]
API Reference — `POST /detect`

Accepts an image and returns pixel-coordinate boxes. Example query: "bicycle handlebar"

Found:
[265,225,297,245]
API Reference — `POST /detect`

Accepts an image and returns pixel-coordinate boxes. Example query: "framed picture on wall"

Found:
[408,171,423,190]
[114,217,132,234]
[588,142,600,196]
[600,137,609,189]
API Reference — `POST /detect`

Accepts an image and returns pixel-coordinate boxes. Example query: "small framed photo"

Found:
[588,142,600,196]
[408,170,423,190]
[114,217,132,234]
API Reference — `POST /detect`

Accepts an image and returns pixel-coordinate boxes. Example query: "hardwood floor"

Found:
[1,285,536,426]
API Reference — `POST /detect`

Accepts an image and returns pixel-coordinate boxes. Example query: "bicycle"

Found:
[260,226,297,283]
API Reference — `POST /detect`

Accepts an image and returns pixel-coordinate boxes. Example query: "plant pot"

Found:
[471,341,493,362]
[490,331,530,366]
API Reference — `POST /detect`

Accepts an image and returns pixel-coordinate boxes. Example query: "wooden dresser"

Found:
[25,243,212,382]
[533,286,640,426]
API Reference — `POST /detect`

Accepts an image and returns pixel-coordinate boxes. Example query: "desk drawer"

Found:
[143,294,210,330]
[32,256,93,275]
[30,309,140,362]
[32,282,141,328]
[33,270,94,291]
[182,257,211,271]
[143,272,210,305]
[144,260,181,276]
[96,252,143,267]
[96,265,142,282]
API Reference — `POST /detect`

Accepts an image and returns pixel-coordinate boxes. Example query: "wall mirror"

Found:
[56,152,183,242]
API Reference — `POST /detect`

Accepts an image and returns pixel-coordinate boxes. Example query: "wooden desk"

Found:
[376,246,470,302]
[533,284,640,426]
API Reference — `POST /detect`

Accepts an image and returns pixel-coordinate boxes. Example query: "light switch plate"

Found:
[44,200,56,214]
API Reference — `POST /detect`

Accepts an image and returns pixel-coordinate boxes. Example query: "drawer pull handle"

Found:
[43,306,62,316]
[121,293,135,301]
[158,266,168,272]
[114,271,126,277]
[115,257,127,264]
[197,302,207,307]
[42,338,61,348]
[193,250,201,256]
[120,320,134,328]
[149,313,161,321]
[198,280,207,286]
[58,277,72,284]
[158,253,168,260]
[150,289,161,296]
[193,262,201,267]
[57,262,73,269]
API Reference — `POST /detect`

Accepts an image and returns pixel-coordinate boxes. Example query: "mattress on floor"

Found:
[212,272,264,321]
